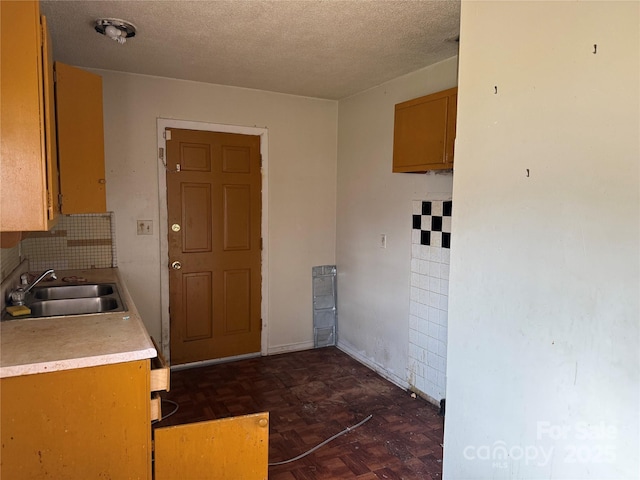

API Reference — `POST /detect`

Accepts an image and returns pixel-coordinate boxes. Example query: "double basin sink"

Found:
[19,283,126,318]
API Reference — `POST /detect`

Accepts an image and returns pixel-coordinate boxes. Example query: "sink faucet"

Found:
[9,269,57,306]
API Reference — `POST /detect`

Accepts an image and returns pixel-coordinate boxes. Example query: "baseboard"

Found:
[267,340,315,356]
[337,341,409,391]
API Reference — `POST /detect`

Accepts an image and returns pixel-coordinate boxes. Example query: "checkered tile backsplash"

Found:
[408,199,451,403]
[412,200,452,248]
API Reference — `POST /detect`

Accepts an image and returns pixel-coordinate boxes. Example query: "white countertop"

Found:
[0,268,157,378]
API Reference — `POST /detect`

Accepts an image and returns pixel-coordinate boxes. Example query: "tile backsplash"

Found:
[0,244,21,283]
[12,213,117,274]
[408,200,451,403]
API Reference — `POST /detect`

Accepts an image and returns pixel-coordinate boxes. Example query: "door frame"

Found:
[156,118,269,364]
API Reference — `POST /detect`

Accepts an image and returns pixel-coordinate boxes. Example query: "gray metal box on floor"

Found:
[312,265,337,347]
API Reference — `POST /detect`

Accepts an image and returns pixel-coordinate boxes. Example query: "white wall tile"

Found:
[409,314,418,331]
[440,263,450,280]
[439,325,448,343]
[410,286,419,302]
[428,351,439,367]
[439,294,449,310]
[419,288,429,305]
[428,291,439,307]
[411,272,420,287]
[429,247,442,262]
[428,320,440,339]
[418,317,429,335]
[429,276,440,292]
[411,258,420,273]
[437,339,447,357]
[441,248,450,265]
[440,278,450,296]
[411,229,421,244]
[419,245,430,260]
[419,260,429,275]
[412,201,422,215]
[438,309,448,326]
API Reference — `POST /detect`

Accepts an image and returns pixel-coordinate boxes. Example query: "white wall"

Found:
[336,57,457,388]
[98,71,337,353]
[445,2,639,478]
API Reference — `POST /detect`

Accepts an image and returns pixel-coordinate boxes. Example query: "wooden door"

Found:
[166,129,262,365]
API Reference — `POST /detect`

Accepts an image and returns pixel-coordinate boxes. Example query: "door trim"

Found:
[157,118,269,363]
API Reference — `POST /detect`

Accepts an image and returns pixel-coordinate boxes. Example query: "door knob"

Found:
[171,261,182,270]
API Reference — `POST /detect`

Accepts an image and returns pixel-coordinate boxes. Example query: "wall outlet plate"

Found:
[137,220,153,235]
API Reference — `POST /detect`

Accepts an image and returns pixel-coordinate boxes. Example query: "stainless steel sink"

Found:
[9,282,128,318]
[33,284,115,300]
[28,297,123,317]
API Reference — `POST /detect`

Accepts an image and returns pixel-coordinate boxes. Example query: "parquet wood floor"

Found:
[154,347,444,479]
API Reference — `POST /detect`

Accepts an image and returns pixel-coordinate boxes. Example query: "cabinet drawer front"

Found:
[150,336,170,392]
[150,392,162,421]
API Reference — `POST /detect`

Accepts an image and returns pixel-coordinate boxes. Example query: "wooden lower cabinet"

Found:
[1,358,269,479]
[0,360,152,479]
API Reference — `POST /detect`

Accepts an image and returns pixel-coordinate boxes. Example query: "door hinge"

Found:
[164,129,172,141]
[58,193,63,209]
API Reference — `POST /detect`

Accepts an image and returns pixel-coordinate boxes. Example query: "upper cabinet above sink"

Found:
[0,1,59,231]
[0,2,107,233]
[55,63,107,214]
[392,87,458,173]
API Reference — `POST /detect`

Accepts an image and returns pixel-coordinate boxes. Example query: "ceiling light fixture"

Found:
[95,18,137,44]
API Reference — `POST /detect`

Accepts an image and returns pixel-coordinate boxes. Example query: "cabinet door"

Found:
[55,62,107,213]
[0,360,151,479]
[392,87,457,172]
[0,1,59,231]
[154,412,269,480]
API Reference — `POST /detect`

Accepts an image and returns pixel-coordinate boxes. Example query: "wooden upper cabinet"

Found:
[392,87,457,173]
[0,1,59,231]
[55,62,107,213]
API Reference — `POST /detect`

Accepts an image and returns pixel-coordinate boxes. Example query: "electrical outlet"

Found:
[380,234,387,249]
[137,220,153,235]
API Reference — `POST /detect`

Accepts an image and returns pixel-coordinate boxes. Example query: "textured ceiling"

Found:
[40,0,460,100]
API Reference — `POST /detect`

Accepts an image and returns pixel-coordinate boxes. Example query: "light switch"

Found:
[137,220,153,235]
